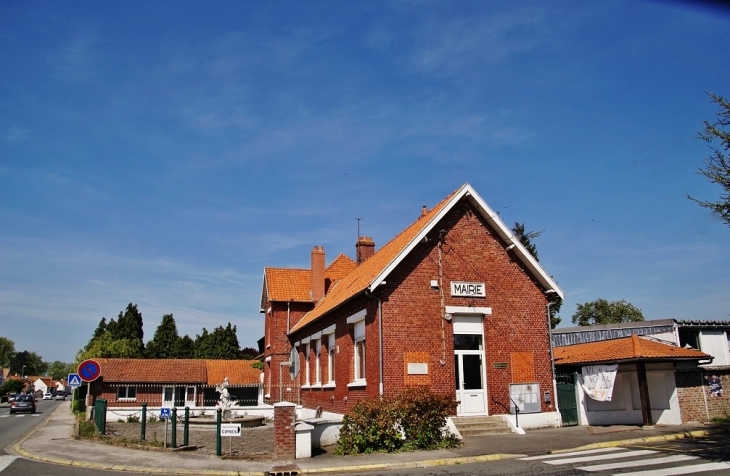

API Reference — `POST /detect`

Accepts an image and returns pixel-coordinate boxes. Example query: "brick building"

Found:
[259,183,564,424]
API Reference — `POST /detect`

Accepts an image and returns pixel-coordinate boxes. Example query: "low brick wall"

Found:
[675,368,730,422]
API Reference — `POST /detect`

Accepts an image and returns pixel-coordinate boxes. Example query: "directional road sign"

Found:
[220,424,241,437]
[77,359,102,382]
[67,373,82,388]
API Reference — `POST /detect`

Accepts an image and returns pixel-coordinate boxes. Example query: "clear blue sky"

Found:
[2,1,729,364]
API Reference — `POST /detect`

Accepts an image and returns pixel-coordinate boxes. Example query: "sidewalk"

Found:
[9,402,727,476]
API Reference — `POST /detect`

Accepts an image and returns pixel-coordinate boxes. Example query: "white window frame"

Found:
[314,338,322,385]
[327,333,336,386]
[350,318,366,387]
[304,342,311,387]
[116,385,137,401]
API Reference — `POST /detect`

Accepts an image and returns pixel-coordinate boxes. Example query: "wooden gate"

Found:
[556,372,578,426]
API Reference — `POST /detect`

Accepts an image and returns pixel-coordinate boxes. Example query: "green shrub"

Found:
[126,414,140,423]
[71,398,86,414]
[335,387,460,455]
[78,420,96,438]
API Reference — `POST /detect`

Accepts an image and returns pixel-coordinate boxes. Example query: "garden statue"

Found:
[215,376,231,414]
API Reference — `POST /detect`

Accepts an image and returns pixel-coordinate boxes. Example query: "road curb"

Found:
[550,429,722,454]
[299,453,524,474]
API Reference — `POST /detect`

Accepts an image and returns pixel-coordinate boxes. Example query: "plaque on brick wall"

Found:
[493,362,508,369]
[407,363,428,375]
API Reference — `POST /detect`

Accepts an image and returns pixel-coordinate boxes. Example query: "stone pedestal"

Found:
[295,422,314,459]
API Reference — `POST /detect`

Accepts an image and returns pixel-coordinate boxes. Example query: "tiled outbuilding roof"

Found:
[96,359,261,385]
[264,268,312,303]
[554,335,711,366]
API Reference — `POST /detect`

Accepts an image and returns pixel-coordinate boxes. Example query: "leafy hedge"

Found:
[335,387,460,455]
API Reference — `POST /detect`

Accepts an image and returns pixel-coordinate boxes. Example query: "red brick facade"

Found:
[675,368,730,422]
[261,185,560,417]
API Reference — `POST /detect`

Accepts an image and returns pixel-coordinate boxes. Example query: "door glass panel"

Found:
[462,354,483,390]
[454,334,483,351]
[454,356,462,390]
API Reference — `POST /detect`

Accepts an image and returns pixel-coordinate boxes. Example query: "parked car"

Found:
[10,394,36,414]
[42,392,53,400]
[54,392,66,401]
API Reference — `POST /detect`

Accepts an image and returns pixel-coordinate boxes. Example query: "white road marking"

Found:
[545,449,658,465]
[578,454,699,471]
[0,456,17,472]
[618,461,730,475]
[519,447,626,460]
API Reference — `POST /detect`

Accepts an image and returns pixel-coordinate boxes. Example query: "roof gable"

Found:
[263,268,312,303]
[554,335,711,366]
[290,183,563,334]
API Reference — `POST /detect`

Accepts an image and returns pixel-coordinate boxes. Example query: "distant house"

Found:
[260,183,565,429]
[88,359,263,410]
[31,376,55,395]
[553,320,730,425]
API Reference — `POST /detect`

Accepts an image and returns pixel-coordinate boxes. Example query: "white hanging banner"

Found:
[581,364,618,401]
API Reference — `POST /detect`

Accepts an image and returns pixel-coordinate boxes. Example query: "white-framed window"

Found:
[353,320,366,383]
[305,342,311,386]
[315,338,322,384]
[117,386,137,401]
[327,333,336,384]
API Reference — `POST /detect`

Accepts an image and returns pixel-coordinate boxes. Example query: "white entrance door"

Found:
[162,386,175,407]
[453,314,487,416]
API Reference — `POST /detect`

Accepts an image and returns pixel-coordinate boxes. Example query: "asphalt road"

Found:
[0,399,152,476]
[333,433,730,476]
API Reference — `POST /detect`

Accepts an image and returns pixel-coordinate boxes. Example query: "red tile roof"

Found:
[97,359,261,385]
[290,187,460,333]
[554,335,711,366]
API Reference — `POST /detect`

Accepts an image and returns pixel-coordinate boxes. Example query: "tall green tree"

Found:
[113,303,144,343]
[511,222,563,328]
[46,361,74,380]
[571,298,645,326]
[77,332,144,361]
[0,337,16,368]
[176,335,195,359]
[9,351,46,377]
[194,323,241,359]
[146,314,180,358]
[687,93,730,227]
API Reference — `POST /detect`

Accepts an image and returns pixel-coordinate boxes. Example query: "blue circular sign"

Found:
[77,359,101,382]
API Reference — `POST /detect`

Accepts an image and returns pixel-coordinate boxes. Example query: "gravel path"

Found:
[104,421,275,457]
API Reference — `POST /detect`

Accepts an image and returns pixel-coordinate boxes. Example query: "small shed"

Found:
[554,335,711,426]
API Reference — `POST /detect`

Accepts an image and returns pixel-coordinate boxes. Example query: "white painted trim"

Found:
[346,309,367,324]
[445,306,492,315]
[265,356,271,362]
[323,324,336,335]
[368,183,564,299]
[301,336,311,345]
[294,341,300,347]
[310,331,322,340]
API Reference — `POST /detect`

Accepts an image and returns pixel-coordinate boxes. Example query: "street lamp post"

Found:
[21,365,26,379]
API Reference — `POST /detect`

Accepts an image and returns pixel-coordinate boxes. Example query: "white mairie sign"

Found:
[450,281,486,298]
[220,424,241,437]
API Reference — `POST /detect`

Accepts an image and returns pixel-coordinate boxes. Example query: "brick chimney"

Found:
[356,236,375,265]
[311,246,325,302]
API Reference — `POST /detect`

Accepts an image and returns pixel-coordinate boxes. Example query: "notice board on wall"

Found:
[509,383,541,414]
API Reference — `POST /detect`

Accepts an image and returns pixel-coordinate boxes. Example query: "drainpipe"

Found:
[365,289,384,396]
[547,301,558,413]
[287,301,291,333]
